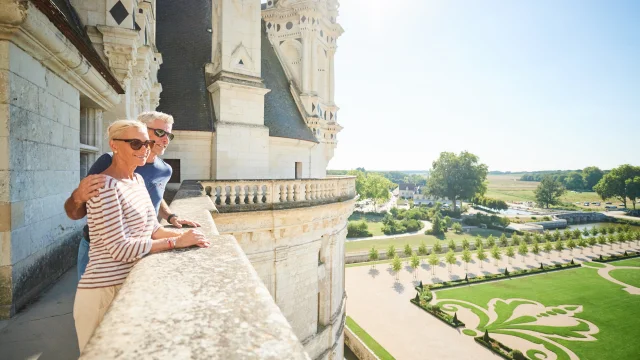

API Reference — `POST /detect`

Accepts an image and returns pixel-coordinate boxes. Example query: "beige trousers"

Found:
[73,285,122,353]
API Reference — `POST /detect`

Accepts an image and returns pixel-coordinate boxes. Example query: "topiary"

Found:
[511,349,526,360]
[624,251,628,256]
[540,263,544,270]
[570,259,575,265]
[419,280,423,289]
[453,312,459,324]
[465,273,469,282]
[504,268,509,276]
[483,329,491,342]
[600,254,604,261]
[414,292,419,302]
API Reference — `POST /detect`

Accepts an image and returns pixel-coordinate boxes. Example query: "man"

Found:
[64,111,200,280]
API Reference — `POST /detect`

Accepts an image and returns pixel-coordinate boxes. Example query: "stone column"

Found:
[328,48,336,104]
[301,28,311,94]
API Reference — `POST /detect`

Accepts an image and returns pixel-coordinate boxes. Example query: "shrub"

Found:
[347,221,372,238]
[401,218,422,232]
[511,350,526,360]
[452,222,463,234]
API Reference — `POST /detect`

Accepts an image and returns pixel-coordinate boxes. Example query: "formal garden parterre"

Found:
[418,261,640,360]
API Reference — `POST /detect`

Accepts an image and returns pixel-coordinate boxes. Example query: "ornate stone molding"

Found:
[97,25,139,86]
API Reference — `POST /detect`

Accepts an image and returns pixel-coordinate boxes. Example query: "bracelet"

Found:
[167,238,175,249]
[167,214,177,223]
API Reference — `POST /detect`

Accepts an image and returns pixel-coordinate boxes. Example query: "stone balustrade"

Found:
[80,181,310,360]
[201,176,356,213]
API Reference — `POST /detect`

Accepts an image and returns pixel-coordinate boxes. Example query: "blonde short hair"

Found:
[107,120,147,141]
[137,111,174,125]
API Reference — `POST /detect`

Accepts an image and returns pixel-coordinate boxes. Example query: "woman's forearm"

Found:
[152,226,183,239]
[149,238,177,254]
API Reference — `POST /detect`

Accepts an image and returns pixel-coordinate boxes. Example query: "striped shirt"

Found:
[79,174,159,289]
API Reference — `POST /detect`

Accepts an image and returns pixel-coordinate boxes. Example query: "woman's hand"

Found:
[175,229,210,249]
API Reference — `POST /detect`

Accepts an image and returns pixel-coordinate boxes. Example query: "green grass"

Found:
[608,258,640,267]
[348,213,385,236]
[610,269,640,288]
[486,174,631,211]
[435,267,639,360]
[462,329,478,336]
[346,316,395,360]
[345,228,508,254]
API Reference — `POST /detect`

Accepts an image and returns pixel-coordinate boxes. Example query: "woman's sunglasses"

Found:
[148,127,175,141]
[113,139,156,150]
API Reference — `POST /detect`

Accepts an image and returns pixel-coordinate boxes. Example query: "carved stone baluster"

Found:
[240,184,247,204]
[287,183,294,202]
[264,183,271,204]
[275,183,282,203]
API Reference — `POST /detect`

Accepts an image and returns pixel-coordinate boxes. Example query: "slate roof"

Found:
[156,0,215,131]
[261,22,317,143]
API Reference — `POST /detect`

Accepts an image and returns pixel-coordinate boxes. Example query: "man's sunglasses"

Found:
[148,127,175,141]
[113,139,156,150]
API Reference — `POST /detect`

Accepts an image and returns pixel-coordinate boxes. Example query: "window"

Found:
[295,162,302,179]
[79,108,103,178]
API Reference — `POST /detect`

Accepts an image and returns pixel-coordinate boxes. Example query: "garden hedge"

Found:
[592,251,640,263]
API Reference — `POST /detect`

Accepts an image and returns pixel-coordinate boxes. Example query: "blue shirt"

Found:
[88,153,172,215]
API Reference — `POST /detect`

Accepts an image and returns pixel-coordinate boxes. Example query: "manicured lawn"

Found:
[348,213,385,236]
[435,267,640,360]
[346,316,395,360]
[345,228,508,254]
[608,258,640,267]
[610,269,640,288]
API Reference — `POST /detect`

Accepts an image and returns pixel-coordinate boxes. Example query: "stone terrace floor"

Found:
[0,267,78,360]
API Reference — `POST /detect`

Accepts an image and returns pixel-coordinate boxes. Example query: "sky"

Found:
[328,0,640,172]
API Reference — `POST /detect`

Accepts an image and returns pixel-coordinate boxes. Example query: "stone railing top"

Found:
[81,182,310,360]
[200,176,356,213]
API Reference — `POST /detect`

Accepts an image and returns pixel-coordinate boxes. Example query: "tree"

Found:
[461,238,470,250]
[428,252,439,275]
[491,245,502,267]
[518,242,528,262]
[608,235,617,249]
[555,239,564,253]
[433,242,443,254]
[553,230,561,242]
[474,236,483,250]
[543,231,552,242]
[364,173,393,211]
[426,151,489,212]
[564,172,585,191]
[582,227,590,237]
[452,222,463,234]
[583,166,604,190]
[533,233,542,244]
[418,241,428,257]
[444,216,453,228]
[431,213,444,235]
[544,240,553,258]
[392,255,402,280]
[448,239,456,252]
[594,165,640,209]
[534,176,566,208]
[410,252,420,278]
[486,235,496,248]
[590,227,599,236]
[572,228,582,239]
[523,232,532,244]
[563,229,573,240]
[626,176,640,210]
[368,247,379,268]
[387,245,396,259]
[404,243,413,258]
[506,246,515,264]
[617,232,626,248]
[587,236,597,250]
[499,234,509,248]
[567,239,577,255]
[578,238,588,253]
[445,250,456,272]
[476,245,487,268]
[462,248,472,271]
[531,241,541,260]
[597,235,607,249]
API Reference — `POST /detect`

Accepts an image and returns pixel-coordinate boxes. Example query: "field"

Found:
[485,174,627,211]
[434,263,640,360]
[344,228,508,254]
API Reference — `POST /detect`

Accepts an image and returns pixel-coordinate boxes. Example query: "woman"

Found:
[73,120,209,352]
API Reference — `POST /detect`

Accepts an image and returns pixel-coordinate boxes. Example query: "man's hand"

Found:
[72,175,107,204]
[169,216,201,229]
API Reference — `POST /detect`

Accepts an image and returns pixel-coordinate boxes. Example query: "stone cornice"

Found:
[0,0,121,109]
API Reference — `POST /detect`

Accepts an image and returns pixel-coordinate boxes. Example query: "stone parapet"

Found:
[202,175,356,213]
[81,181,310,359]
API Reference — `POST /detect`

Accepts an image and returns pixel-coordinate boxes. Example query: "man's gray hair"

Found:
[137,111,174,125]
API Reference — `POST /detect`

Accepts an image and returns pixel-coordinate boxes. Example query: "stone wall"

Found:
[162,130,213,180]
[344,327,379,360]
[81,182,310,359]
[212,197,354,360]
[0,41,83,318]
